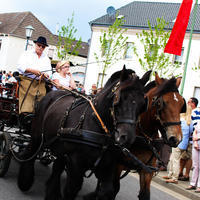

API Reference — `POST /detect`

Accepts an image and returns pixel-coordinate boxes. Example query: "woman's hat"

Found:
[34,36,48,47]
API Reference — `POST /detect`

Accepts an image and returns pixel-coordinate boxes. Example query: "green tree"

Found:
[135,17,181,78]
[94,16,129,87]
[56,13,82,60]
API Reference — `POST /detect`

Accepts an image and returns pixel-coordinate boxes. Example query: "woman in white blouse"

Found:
[52,60,76,90]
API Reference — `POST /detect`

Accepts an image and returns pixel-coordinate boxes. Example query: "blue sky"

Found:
[1,0,182,42]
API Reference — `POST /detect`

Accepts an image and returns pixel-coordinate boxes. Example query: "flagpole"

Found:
[180,0,198,95]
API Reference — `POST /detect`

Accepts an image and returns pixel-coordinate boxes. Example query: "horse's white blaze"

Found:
[173,93,178,102]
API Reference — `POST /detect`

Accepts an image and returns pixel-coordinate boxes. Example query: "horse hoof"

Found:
[17,179,34,192]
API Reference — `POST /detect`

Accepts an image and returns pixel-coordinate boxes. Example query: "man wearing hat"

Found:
[17,36,52,117]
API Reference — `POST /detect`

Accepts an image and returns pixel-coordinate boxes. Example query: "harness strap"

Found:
[120,169,131,179]
[45,77,110,134]
[117,119,136,125]
[163,121,181,127]
[88,100,109,134]
[57,129,112,148]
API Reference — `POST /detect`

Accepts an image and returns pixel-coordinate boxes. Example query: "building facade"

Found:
[0,11,89,84]
[85,1,200,102]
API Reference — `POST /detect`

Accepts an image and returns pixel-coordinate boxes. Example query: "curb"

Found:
[152,174,200,200]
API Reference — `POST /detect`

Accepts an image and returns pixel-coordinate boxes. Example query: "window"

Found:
[149,44,157,57]
[101,40,110,57]
[174,48,184,64]
[125,42,134,59]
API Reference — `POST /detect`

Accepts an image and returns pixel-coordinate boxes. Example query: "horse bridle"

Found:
[152,95,183,127]
[110,82,137,128]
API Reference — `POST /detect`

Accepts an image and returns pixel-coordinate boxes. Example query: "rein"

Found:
[137,122,165,167]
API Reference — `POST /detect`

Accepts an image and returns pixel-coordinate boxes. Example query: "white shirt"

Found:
[17,49,52,79]
[52,72,70,90]
[7,76,17,83]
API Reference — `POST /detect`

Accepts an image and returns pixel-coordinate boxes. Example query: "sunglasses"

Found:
[37,43,45,49]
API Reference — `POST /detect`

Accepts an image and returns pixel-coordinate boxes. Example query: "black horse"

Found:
[17,67,151,200]
[85,73,186,200]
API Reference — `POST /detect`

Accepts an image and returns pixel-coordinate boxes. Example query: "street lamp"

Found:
[25,25,34,50]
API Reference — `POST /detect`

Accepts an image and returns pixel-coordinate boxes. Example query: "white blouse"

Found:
[52,72,71,90]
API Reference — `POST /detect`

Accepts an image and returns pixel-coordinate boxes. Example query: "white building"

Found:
[0,11,89,84]
[85,1,200,102]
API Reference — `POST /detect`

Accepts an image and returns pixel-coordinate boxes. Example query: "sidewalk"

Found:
[152,170,200,200]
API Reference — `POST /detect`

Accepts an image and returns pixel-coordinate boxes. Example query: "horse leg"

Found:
[94,166,119,200]
[138,170,153,200]
[62,157,84,200]
[17,159,35,191]
[17,141,38,191]
[45,157,65,200]
[17,118,42,192]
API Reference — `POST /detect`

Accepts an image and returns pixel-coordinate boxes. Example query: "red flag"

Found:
[164,0,193,55]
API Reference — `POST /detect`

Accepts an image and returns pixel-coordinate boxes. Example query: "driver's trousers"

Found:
[19,76,46,114]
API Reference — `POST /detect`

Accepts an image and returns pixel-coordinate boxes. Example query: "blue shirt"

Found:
[178,120,193,150]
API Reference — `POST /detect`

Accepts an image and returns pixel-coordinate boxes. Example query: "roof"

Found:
[90,1,200,33]
[0,11,89,57]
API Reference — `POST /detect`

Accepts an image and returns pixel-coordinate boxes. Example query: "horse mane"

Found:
[104,69,136,88]
[121,76,144,93]
[144,81,156,93]
[144,77,178,96]
[155,77,178,97]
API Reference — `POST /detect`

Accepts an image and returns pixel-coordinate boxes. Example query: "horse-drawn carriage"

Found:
[0,67,186,200]
[0,81,53,177]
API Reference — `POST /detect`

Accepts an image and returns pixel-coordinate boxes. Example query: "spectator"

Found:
[186,120,200,192]
[52,60,76,90]
[1,70,7,85]
[179,97,200,181]
[77,83,85,93]
[7,71,12,79]
[163,104,193,184]
[90,84,97,96]
[0,70,2,83]
[157,144,171,171]
[7,72,17,83]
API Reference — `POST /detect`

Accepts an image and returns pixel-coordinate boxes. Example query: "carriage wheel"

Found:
[0,132,12,177]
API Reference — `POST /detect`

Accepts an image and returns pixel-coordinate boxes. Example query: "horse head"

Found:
[105,66,151,147]
[147,72,185,147]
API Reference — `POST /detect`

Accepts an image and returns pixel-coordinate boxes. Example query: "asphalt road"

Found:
[0,159,190,200]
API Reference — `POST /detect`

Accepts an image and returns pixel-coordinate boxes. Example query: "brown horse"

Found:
[126,72,185,200]
[84,72,186,200]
